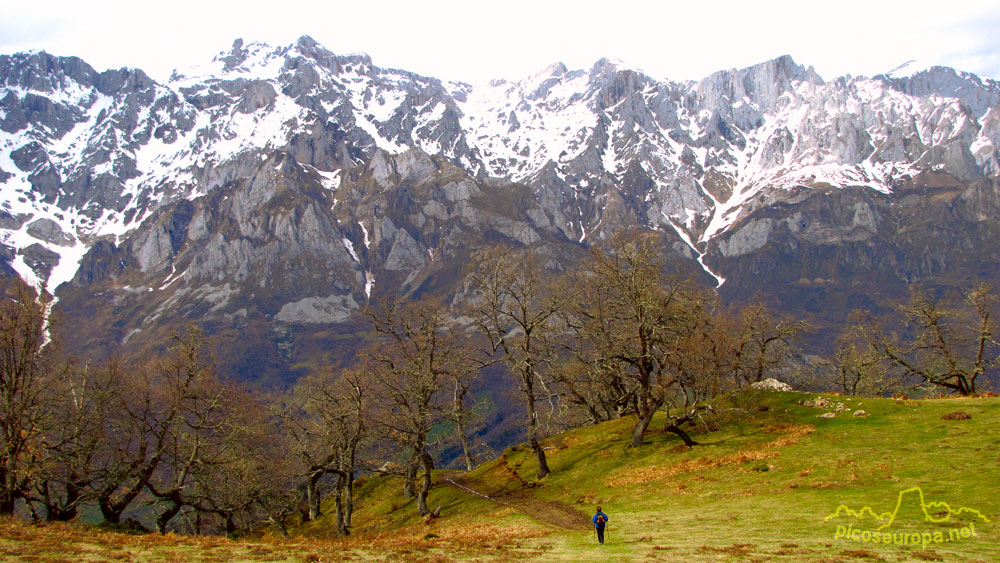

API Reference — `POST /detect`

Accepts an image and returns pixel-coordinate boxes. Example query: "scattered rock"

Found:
[942,411,971,421]
[802,397,828,408]
[26,218,75,246]
[751,378,793,392]
[853,410,868,417]
[0,210,30,230]
[376,461,402,474]
[19,243,59,282]
[423,505,442,524]
[801,396,849,415]
[818,412,837,419]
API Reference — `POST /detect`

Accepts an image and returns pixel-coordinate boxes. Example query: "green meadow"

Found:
[2,391,997,562]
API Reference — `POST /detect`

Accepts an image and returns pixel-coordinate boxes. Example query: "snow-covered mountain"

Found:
[2,36,999,377]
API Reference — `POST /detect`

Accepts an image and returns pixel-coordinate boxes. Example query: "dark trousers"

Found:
[596,526,605,544]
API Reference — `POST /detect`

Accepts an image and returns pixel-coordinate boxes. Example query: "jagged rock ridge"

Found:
[1,36,999,379]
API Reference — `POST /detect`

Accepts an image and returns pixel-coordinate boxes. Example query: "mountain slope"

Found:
[298,392,1000,561]
[1,36,999,380]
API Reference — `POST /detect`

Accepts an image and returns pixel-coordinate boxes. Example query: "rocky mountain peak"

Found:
[292,35,373,75]
[880,65,1000,117]
[1,37,999,376]
[217,38,251,72]
[181,37,382,93]
[1,51,96,95]
[696,54,807,116]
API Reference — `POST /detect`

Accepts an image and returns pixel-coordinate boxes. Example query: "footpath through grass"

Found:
[483,391,1000,562]
[335,391,1000,562]
[1,390,998,562]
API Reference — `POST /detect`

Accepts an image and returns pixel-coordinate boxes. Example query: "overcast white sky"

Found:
[2,0,998,84]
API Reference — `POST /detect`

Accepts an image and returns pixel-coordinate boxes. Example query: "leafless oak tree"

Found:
[0,283,57,514]
[571,232,700,448]
[467,246,568,478]
[366,298,457,514]
[857,285,998,395]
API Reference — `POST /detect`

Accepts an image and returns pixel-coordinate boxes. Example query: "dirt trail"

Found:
[441,472,589,530]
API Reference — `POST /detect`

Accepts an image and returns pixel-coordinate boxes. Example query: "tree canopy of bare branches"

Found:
[852,285,999,395]
[566,232,706,448]
[365,298,459,514]
[467,245,568,478]
[0,283,57,514]
[278,365,370,534]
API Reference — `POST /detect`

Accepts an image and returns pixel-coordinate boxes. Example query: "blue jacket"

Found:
[593,511,609,529]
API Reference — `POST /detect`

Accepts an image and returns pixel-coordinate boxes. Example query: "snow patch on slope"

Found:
[664,213,725,287]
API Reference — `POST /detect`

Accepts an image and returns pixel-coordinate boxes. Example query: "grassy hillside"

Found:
[2,390,998,562]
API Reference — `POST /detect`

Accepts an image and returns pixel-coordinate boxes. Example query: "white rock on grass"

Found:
[751,378,793,392]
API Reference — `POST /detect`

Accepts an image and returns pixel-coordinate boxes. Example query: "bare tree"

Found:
[185,387,288,537]
[447,361,480,472]
[92,327,225,527]
[146,328,235,534]
[558,272,636,426]
[248,425,302,537]
[28,361,118,521]
[858,285,998,395]
[467,246,568,479]
[366,298,456,514]
[279,365,370,534]
[326,367,369,535]
[91,359,165,525]
[729,303,807,386]
[0,283,59,514]
[828,314,902,396]
[657,297,735,446]
[273,389,327,525]
[571,232,699,448]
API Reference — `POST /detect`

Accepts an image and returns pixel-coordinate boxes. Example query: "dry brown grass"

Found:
[608,450,779,486]
[698,542,757,556]
[326,519,553,560]
[810,481,840,489]
[839,548,885,560]
[0,517,462,563]
[764,423,817,446]
[607,425,815,487]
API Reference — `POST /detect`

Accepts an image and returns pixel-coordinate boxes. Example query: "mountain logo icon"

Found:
[825,486,991,530]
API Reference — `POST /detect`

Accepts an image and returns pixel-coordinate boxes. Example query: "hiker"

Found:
[592,505,609,544]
